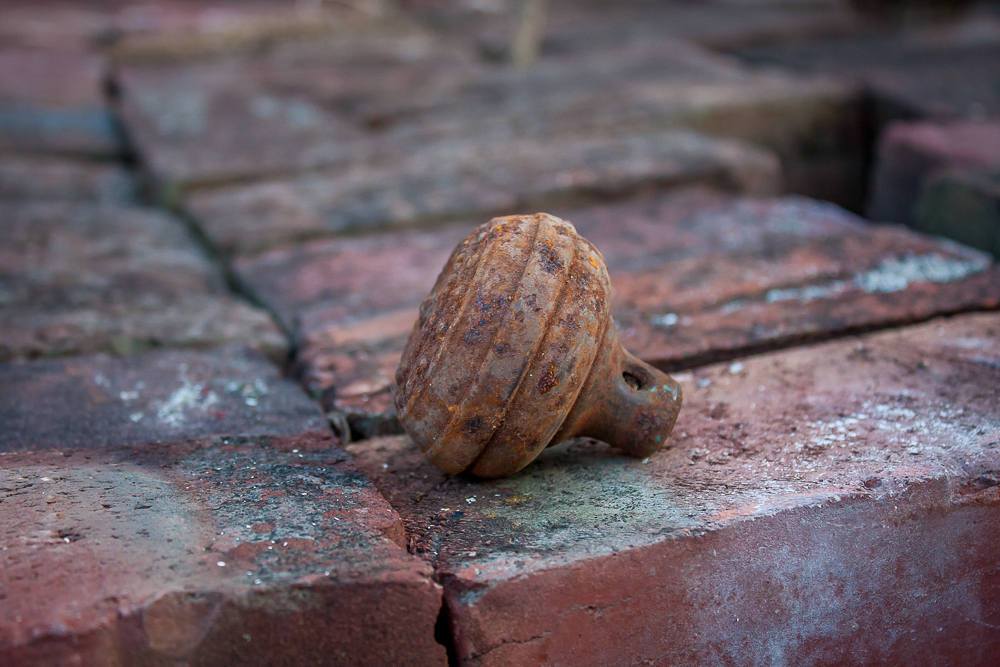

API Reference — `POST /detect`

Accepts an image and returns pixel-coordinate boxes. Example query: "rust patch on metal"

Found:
[395,213,683,478]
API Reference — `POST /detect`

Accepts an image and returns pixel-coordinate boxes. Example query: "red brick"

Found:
[410,0,859,57]
[0,440,445,665]
[188,130,778,256]
[869,120,1000,226]
[119,33,860,206]
[916,167,1000,258]
[0,3,113,50]
[115,20,473,190]
[236,189,1000,437]
[116,59,365,192]
[0,202,285,361]
[0,346,331,453]
[0,47,120,157]
[108,2,411,63]
[735,19,1000,120]
[363,39,863,206]
[0,155,136,202]
[0,1,388,56]
[348,313,1000,666]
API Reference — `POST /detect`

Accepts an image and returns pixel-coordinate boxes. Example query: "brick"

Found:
[119,33,860,206]
[116,59,362,194]
[237,190,1000,437]
[410,0,859,57]
[116,22,473,190]
[0,47,120,157]
[0,346,331,453]
[869,120,1000,226]
[107,2,409,63]
[736,20,1000,121]
[188,130,779,256]
[366,40,864,207]
[916,168,1000,258]
[347,313,1000,666]
[0,3,113,50]
[0,155,136,202]
[0,440,446,665]
[252,31,477,133]
[0,202,285,360]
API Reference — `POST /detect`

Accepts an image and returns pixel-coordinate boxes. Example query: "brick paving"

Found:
[187,131,779,256]
[349,313,1000,665]
[234,189,999,437]
[916,168,1000,258]
[0,155,137,203]
[869,120,1000,230]
[0,46,120,158]
[0,202,284,360]
[1,1,998,664]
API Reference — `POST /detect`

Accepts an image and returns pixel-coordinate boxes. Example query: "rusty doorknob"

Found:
[395,213,683,478]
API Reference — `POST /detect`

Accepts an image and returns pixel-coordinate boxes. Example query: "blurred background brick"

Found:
[0,47,121,158]
[869,120,1000,225]
[0,202,284,360]
[186,131,779,256]
[916,168,1000,258]
[1,1,998,664]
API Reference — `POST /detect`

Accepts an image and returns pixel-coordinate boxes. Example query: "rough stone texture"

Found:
[0,202,285,360]
[408,0,859,57]
[0,0,396,56]
[0,155,137,202]
[236,189,1000,437]
[0,440,446,665]
[188,130,779,256]
[0,47,120,157]
[916,168,1000,258]
[115,20,474,190]
[116,59,366,192]
[736,16,1000,121]
[107,2,415,63]
[348,313,1000,666]
[366,40,863,207]
[869,120,1000,226]
[0,346,331,453]
[119,33,861,205]
[0,2,113,50]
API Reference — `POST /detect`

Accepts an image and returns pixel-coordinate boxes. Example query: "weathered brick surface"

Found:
[119,33,860,205]
[0,346,330,453]
[116,21,473,190]
[736,19,1000,121]
[0,202,284,360]
[364,40,863,206]
[410,0,859,57]
[0,340,446,664]
[0,155,136,202]
[117,59,366,192]
[0,0,386,57]
[916,168,1000,258]
[0,2,112,50]
[188,131,778,256]
[236,190,1000,436]
[0,47,119,157]
[108,2,416,63]
[869,120,1000,226]
[0,440,446,665]
[348,313,1000,666]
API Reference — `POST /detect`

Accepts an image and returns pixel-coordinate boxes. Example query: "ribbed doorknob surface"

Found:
[395,213,683,478]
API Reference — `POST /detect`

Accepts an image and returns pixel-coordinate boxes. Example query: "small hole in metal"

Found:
[622,370,646,390]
